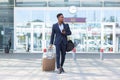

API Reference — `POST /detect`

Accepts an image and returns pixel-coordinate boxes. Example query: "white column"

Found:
[31,23,34,53]
[116,37,118,52]
[14,26,16,52]
[101,23,104,50]
[113,23,116,53]
[26,36,28,51]
[42,23,46,51]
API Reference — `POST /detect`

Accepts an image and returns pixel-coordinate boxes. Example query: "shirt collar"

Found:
[58,22,64,26]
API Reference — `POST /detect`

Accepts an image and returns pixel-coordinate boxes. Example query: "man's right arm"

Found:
[50,24,55,45]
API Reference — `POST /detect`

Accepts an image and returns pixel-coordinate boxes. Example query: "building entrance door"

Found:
[101,23,116,53]
[116,37,120,53]
[14,22,45,53]
[31,22,44,53]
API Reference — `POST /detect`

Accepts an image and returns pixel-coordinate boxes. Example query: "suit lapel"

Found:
[63,23,65,29]
[56,23,66,33]
[56,23,61,33]
[63,23,66,30]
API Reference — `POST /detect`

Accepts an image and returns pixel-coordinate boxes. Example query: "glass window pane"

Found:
[104,1,120,7]
[48,1,80,7]
[87,23,101,52]
[85,10,101,22]
[0,1,14,50]
[14,8,45,52]
[0,0,8,3]
[103,24,113,52]
[0,0,14,7]
[81,1,102,7]
[16,0,47,7]
[116,10,120,22]
[103,10,116,22]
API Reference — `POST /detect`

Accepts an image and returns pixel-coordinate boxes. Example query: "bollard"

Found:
[100,48,104,60]
[43,48,47,53]
[43,48,47,59]
[109,47,113,52]
[72,48,76,61]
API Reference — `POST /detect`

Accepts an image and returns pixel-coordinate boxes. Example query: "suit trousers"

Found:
[55,41,66,69]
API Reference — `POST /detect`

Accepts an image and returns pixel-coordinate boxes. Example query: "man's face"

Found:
[58,15,64,23]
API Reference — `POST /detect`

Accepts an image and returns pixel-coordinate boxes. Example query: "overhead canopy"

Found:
[14,0,120,7]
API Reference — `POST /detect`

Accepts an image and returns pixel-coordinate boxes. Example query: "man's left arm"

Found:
[65,24,71,35]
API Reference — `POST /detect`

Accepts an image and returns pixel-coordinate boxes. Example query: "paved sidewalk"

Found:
[0,54,120,80]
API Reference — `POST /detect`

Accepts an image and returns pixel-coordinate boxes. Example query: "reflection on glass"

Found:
[117,37,120,52]
[33,33,42,51]
[14,8,120,53]
[0,0,14,50]
[104,33,113,45]
[87,23,101,52]
[103,10,116,22]
[116,10,120,22]
[16,32,31,52]
[15,0,47,7]
[33,25,42,51]
[45,30,51,48]
[74,32,87,52]
[81,1,102,7]
[103,25,113,52]
[48,1,80,7]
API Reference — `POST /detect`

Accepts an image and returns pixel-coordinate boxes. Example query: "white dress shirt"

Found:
[58,23,64,32]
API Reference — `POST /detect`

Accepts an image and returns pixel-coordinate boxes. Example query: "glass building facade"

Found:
[0,0,120,53]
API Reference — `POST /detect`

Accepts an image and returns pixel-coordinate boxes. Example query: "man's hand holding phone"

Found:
[62,29,66,35]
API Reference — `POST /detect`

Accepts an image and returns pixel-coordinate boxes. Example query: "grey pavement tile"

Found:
[0,54,120,80]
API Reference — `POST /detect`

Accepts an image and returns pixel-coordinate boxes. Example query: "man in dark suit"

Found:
[50,13,71,74]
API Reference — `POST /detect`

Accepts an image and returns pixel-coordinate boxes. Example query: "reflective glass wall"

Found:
[14,7,120,53]
[15,0,120,7]
[0,0,14,52]
[0,0,120,53]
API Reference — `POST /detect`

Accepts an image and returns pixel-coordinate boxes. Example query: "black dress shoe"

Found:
[57,68,62,74]
[61,68,65,73]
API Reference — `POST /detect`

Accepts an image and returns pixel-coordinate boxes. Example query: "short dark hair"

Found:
[57,13,63,18]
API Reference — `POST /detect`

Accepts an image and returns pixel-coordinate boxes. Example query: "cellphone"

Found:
[62,29,65,32]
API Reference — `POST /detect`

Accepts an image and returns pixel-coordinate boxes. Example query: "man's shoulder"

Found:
[64,23,69,28]
[52,23,58,27]
[53,23,57,27]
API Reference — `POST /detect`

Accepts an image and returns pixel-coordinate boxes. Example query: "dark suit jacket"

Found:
[50,23,71,45]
